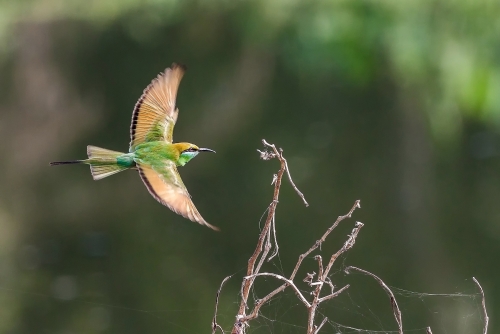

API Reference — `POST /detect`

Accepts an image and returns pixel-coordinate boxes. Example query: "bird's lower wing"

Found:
[137,162,219,231]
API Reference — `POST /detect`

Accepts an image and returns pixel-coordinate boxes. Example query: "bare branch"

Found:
[244,273,311,308]
[230,140,308,334]
[317,284,350,303]
[283,156,309,207]
[241,284,287,322]
[267,214,279,261]
[322,222,363,280]
[314,255,324,279]
[302,221,362,333]
[313,317,329,334]
[212,275,232,334]
[252,213,273,279]
[262,139,309,207]
[258,203,361,334]
[324,277,335,295]
[303,271,316,286]
[223,142,363,334]
[232,199,361,333]
[345,266,403,334]
[216,139,488,334]
[290,200,361,281]
[473,277,489,334]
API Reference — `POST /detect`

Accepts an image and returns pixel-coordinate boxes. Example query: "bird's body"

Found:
[51,63,218,230]
[134,142,201,167]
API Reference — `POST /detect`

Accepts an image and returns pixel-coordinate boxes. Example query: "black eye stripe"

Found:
[183,148,198,153]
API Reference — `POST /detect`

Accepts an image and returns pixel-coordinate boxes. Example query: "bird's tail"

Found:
[86,145,128,180]
[50,160,83,166]
[50,145,129,181]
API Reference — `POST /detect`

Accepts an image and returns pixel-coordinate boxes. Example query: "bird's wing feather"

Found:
[129,63,186,151]
[137,161,219,230]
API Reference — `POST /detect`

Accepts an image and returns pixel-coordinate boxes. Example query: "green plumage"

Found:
[50,63,218,230]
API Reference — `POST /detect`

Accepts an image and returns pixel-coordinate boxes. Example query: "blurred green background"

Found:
[0,0,499,333]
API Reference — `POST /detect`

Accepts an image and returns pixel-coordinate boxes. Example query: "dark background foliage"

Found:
[0,0,499,333]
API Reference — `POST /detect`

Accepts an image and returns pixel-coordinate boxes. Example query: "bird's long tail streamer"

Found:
[50,146,129,181]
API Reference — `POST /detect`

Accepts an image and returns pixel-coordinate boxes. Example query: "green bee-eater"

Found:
[50,63,218,230]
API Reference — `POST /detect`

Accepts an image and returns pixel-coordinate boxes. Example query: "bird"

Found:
[50,63,219,230]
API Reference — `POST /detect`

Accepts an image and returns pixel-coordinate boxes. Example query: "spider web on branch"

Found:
[230,265,487,334]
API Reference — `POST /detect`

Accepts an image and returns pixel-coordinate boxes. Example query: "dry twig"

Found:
[210,140,489,334]
[345,266,403,334]
[267,214,279,261]
[291,201,361,281]
[222,140,363,334]
[306,222,363,334]
[231,140,309,334]
[313,317,328,334]
[236,213,361,334]
[258,139,309,207]
[215,140,362,334]
[212,275,232,334]
[243,272,311,307]
[472,277,489,334]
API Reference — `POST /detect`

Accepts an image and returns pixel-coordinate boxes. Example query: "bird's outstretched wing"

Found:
[137,161,219,231]
[129,63,186,151]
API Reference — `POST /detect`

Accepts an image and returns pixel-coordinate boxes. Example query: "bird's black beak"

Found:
[199,148,216,153]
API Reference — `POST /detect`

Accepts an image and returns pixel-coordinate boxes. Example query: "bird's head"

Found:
[174,143,216,166]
